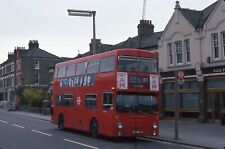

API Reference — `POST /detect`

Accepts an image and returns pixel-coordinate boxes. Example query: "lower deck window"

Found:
[85,94,97,109]
[56,94,74,107]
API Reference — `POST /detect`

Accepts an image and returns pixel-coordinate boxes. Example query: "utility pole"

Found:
[142,0,147,20]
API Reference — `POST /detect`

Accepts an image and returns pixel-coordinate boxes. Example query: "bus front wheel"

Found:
[58,115,64,129]
[90,119,99,138]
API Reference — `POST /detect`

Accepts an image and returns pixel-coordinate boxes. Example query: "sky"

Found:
[0,0,217,63]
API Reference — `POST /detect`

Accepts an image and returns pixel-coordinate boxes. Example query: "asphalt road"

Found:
[0,110,198,149]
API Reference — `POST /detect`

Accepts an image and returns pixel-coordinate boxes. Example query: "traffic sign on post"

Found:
[177,71,184,86]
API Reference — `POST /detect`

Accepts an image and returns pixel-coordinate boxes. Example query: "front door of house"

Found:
[211,92,224,122]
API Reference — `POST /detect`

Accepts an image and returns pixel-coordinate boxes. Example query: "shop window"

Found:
[163,82,174,90]
[207,79,225,88]
[181,93,199,109]
[222,93,225,109]
[164,93,176,108]
[182,81,199,89]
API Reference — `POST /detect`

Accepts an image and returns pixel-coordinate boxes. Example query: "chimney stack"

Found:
[28,40,39,49]
[137,20,154,36]
[175,1,181,9]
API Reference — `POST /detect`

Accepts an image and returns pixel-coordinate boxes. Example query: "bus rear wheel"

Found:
[90,119,99,138]
[58,115,64,129]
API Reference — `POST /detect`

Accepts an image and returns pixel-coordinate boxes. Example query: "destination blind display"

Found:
[128,76,149,88]
[117,72,159,91]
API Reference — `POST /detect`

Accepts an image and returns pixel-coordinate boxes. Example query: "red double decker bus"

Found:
[51,49,160,137]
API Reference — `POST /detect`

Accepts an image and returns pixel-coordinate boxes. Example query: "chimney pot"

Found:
[175,1,181,9]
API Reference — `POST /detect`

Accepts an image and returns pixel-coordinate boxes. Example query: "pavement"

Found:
[1,109,225,149]
[148,119,225,149]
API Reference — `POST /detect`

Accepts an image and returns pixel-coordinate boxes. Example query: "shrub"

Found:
[22,88,44,107]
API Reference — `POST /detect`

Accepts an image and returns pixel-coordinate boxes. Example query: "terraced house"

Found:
[0,40,60,106]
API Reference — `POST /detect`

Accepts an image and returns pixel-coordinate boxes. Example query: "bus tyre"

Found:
[90,119,99,138]
[58,115,64,129]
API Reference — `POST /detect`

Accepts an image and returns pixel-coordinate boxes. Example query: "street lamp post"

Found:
[67,9,96,55]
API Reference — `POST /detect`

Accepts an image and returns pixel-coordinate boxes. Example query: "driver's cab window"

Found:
[103,93,113,110]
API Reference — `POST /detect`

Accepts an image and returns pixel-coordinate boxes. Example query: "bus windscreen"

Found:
[116,94,158,114]
[118,56,157,73]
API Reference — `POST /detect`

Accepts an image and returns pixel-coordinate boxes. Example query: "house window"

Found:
[35,73,39,84]
[175,41,183,64]
[222,32,225,58]
[212,33,219,59]
[167,43,173,65]
[35,61,40,69]
[184,39,190,63]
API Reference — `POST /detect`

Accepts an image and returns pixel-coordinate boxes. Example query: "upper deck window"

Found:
[100,56,115,72]
[66,64,76,77]
[118,56,157,73]
[87,59,100,74]
[57,66,67,78]
[76,61,87,75]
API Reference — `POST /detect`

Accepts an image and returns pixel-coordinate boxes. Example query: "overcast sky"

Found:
[0,0,217,63]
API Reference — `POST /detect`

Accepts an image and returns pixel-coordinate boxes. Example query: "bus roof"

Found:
[55,49,157,68]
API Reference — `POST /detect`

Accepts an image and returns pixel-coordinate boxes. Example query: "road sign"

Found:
[177,71,184,80]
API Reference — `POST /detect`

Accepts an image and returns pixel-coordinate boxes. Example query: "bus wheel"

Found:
[90,119,99,138]
[58,115,64,129]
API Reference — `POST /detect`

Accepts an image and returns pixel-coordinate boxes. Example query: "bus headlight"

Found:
[117,123,124,129]
[153,124,158,129]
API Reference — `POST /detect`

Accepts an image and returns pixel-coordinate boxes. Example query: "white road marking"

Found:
[32,130,52,137]
[12,124,25,129]
[0,120,8,124]
[64,139,99,149]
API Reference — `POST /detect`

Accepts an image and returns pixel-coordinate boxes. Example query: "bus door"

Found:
[58,94,74,128]
[101,92,114,134]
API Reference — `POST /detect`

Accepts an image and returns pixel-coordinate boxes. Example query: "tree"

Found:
[22,88,44,107]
